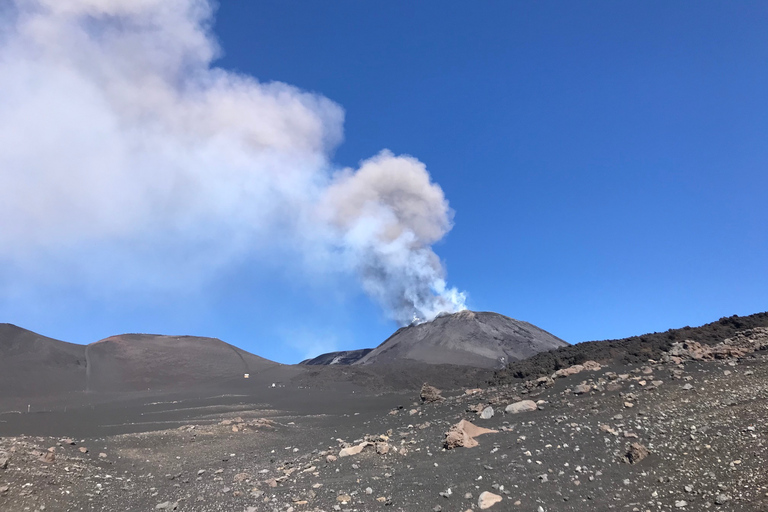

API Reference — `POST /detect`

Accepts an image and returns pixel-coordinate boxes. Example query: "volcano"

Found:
[353,310,567,368]
[302,311,568,369]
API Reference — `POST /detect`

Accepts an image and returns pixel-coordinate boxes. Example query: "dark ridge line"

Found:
[491,311,768,385]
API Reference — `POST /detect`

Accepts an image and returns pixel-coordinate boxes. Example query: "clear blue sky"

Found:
[1,1,766,363]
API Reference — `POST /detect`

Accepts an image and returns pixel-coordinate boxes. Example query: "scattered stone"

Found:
[573,384,591,395]
[625,442,649,464]
[339,442,370,457]
[553,364,585,379]
[479,406,494,419]
[582,360,601,371]
[478,491,503,509]
[39,449,55,464]
[0,454,8,469]
[675,500,688,508]
[420,383,444,403]
[715,493,730,505]
[444,420,498,449]
[504,400,537,414]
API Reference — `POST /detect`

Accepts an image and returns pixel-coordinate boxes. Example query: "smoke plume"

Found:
[0,0,465,325]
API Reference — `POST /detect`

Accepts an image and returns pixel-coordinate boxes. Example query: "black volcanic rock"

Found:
[491,311,768,384]
[355,310,568,369]
[301,349,373,365]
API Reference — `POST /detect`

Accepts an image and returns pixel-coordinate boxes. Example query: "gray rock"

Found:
[479,406,495,419]
[505,400,537,414]
[715,494,730,505]
[573,384,592,395]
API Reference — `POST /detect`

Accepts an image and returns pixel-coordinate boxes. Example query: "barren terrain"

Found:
[1,321,767,511]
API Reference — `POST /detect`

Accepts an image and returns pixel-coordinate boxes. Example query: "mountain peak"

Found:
[355,311,567,368]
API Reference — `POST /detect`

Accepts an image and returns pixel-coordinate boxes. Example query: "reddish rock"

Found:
[444,420,498,449]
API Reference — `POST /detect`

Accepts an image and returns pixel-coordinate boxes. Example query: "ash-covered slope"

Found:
[85,334,287,393]
[355,310,567,369]
[0,324,87,398]
[301,349,373,366]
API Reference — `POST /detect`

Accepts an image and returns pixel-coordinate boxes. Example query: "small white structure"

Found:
[243,373,250,379]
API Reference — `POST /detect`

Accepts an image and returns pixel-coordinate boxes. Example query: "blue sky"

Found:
[0,1,766,363]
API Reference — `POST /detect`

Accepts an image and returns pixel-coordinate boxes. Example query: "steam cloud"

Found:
[0,0,465,325]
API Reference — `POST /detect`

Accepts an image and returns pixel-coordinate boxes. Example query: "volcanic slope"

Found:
[85,334,292,393]
[300,348,373,365]
[492,311,768,384]
[0,324,87,402]
[355,310,568,369]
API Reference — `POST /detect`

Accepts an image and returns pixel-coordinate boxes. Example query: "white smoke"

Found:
[0,0,465,325]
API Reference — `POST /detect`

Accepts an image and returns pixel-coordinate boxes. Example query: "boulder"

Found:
[479,406,495,419]
[625,442,649,464]
[420,383,444,403]
[444,419,498,449]
[478,491,503,509]
[553,364,584,379]
[339,442,371,457]
[573,384,592,395]
[39,450,55,464]
[504,400,537,414]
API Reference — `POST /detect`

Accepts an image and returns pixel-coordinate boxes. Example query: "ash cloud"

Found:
[0,0,465,325]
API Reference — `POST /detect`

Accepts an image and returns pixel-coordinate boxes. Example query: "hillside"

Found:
[491,311,768,383]
[355,310,568,368]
